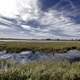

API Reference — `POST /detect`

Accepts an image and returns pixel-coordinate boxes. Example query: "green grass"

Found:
[0,41,80,53]
[0,60,80,80]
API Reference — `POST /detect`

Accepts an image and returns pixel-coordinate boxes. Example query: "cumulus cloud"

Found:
[16,0,40,21]
[0,0,18,17]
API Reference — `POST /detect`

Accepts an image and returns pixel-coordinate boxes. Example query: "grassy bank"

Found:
[0,60,80,80]
[0,41,80,53]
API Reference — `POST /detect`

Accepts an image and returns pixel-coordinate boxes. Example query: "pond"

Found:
[0,50,80,64]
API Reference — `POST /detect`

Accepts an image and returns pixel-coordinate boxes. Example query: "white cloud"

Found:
[0,0,80,39]
[21,25,32,30]
[0,25,9,30]
[0,0,18,17]
[16,0,40,21]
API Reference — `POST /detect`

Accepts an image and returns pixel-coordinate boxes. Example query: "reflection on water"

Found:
[0,50,80,63]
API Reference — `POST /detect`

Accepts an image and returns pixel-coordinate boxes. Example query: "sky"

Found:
[0,0,80,39]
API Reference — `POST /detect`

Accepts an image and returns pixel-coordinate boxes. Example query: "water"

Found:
[0,50,80,64]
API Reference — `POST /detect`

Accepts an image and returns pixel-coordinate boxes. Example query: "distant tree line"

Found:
[0,38,80,41]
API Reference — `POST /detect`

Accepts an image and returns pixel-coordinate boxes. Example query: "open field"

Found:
[0,41,80,53]
[0,60,80,80]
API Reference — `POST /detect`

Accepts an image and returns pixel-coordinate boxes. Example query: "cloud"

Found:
[0,0,18,17]
[16,0,40,21]
[0,0,80,39]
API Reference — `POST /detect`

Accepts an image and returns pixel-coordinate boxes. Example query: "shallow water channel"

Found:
[0,50,80,64]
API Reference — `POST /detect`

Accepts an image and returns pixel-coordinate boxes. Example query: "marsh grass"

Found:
[0,60,80,80]
[0,41,80,53]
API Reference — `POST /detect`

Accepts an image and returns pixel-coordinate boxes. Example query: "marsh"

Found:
[0,50,80,64]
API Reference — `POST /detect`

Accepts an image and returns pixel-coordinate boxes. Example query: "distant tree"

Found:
[46,38,51,40]
[56,39,60,41]
[78,39,80,41]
